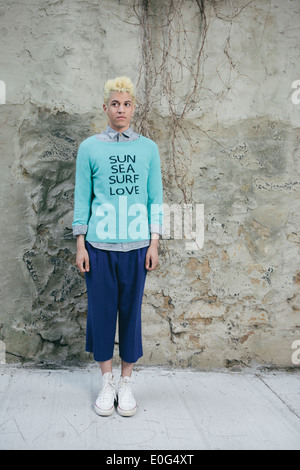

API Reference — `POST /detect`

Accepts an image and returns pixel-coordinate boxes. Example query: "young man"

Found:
[72,77,163,417]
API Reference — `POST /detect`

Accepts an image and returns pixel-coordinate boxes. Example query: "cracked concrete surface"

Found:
[0,365,299,450]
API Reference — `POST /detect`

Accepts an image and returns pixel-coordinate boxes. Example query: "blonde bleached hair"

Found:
[104,76,136,105]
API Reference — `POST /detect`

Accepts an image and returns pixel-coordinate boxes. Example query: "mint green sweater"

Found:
[72,135,163,244]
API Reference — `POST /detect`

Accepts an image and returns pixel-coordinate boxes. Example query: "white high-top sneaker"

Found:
[117,376,137,417]
[94,372,116,416]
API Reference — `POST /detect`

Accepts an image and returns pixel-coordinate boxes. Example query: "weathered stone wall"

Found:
[0,0,299,368]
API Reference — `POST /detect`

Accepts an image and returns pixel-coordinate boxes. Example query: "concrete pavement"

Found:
[0,364,299,450]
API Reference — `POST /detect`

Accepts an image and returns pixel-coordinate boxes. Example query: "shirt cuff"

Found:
[72,225,88,236]
[149,224,163,236]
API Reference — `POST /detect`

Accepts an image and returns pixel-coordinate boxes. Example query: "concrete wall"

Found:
[0,0,299,368]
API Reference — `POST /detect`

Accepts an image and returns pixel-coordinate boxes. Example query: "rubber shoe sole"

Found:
[117,403,137,417]
[94,399,116,417]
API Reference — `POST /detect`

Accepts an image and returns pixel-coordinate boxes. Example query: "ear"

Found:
[103,103,108,113]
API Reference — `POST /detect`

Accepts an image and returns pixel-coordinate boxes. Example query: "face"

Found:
[103,91,135,133]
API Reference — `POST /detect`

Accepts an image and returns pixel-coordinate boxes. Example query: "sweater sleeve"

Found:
[147,142,164,235]
[72,141,93,236]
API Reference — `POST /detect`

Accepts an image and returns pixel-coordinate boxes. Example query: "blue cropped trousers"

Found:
[85,242,148,363]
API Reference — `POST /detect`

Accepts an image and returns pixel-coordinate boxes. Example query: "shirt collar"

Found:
[106,125,134,140]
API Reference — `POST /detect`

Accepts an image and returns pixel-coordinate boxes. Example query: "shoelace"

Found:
[119,379,135,406]
[98,381,115,404]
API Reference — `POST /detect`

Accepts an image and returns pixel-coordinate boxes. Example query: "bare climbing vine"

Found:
[130,0,257,208]
[133,0,208,205]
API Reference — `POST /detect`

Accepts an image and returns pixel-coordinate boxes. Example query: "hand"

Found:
[76,247,90,273]
[76,235,90,273]
[145,239,159,271]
